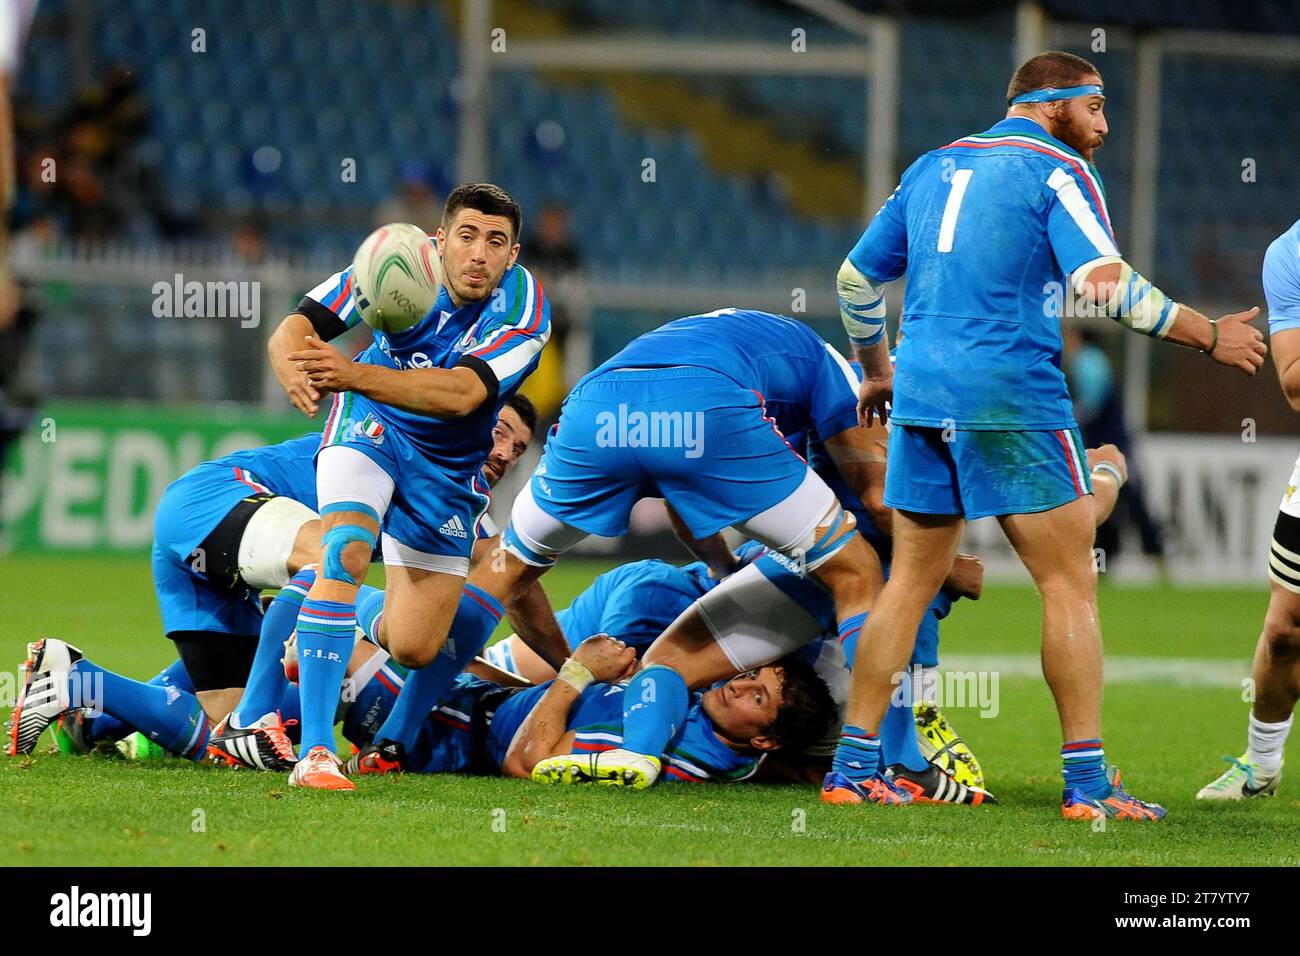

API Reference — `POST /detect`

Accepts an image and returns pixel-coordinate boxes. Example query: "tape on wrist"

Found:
[557,657,595,693]
[1202,319,1219,355]
[1090,460,1125,488]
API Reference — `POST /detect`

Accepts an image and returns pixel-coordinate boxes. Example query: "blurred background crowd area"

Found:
[2,0,1300,575]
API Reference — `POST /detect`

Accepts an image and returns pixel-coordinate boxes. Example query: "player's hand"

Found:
[941,552,983,601]
[857,371,893,428]
[288,335,358,394]
[1085,444,1128,484]
[271,346,322,418]
[1210,307,1266,375]
[572,634,637,682]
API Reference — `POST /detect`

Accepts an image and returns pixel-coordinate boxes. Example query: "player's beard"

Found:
[448,264,505,306]
[1054,113,1104,162]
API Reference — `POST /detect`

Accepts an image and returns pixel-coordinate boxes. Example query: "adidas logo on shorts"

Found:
[439,515,469,539]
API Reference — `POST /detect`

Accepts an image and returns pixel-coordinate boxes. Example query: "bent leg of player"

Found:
[210,568,317,770]
[290,444,390,791]
[1199,496,1300,799]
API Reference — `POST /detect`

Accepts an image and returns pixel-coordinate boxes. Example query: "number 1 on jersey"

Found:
[937,168,973,253]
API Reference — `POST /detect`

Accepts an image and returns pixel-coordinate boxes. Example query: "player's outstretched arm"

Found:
[268,314,324,417]
[505,580,571,670]
[290,334,489,418]
[501,635,636,778]
[1072,259,1266,375]
[822,422,891,535]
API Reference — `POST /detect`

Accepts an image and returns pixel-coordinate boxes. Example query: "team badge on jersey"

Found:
[355,414,386,446]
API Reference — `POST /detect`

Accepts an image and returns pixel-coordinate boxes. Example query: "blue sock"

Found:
[832,724,881,784]
[231,567,315,727]
[356,585,384,642]
[837,611,867,664]
[622,665,689,759]
[374,584,503,750]
[882,668,929,772]
[86,657,193,743]
[295,596,356,754]
[1062,738,1109,798]
[341,662,403,748]
[71,658,211,760]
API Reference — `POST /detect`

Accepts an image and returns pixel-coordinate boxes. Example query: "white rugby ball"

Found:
[351,222,443,333]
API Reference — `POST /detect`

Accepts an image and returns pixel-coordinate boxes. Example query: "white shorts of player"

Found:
[506,467,844,569]
[316,444,470,577]
[238,495,318,590]
[1269,452,1300,593]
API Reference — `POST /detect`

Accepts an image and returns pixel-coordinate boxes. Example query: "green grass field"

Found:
[2,554,1297,867]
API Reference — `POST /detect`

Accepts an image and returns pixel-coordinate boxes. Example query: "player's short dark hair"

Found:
[503,393,538,438]
[1007,51,1102,105]
[766,657,839,753]
[442,183,523,243]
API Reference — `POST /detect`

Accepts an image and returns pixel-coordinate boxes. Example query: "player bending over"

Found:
[348,308,894,796]
[1198,218,1300,800]
[832,50,1264,819]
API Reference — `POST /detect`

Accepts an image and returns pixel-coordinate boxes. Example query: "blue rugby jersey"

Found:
[847,116,1120,431]
[486,680,760,783]
[1264,219,1300,337]
[587,308,861,446]
[301,254,550,479]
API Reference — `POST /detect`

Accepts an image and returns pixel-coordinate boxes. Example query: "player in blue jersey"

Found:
[1198,218,1300,800]
[7,399,539,764]
[339,634,837,785]
[831,50,1265,819]
[263,183,562,790]
[353,308,916,802]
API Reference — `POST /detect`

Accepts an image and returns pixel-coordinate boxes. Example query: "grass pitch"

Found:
[1,554,1297,867]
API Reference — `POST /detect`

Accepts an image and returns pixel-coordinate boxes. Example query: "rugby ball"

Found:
[351,222,443,334]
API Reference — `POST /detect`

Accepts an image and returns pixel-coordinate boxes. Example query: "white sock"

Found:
[1247,713,1292,776]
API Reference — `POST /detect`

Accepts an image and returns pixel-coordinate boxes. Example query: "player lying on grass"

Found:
[348,308,898,797]
[1198,217,1300,801]
[486,535,989,798]
[832,50,1262,820]
[334,633,837,784]
[5,399,540,761]
[529,445,1130,802]
[273,183,560,790]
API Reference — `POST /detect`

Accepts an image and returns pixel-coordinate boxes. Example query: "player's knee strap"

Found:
[1073,256,1178,338]
[804,507,858,571]
[238,496,318,590]
[321,524,377,585]
[502,521,558,568]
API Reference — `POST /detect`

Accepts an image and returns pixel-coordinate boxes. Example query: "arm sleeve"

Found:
[838,182,909,346]
[1263,230,1300,336]
[296,266,365,340]
[456,264,552,405]
[1045,164,1121,276]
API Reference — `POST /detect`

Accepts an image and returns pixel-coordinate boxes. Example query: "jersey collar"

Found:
[985,116,1087,162]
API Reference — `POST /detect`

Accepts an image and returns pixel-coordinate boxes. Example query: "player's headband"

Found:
[1009,84,1104,105]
